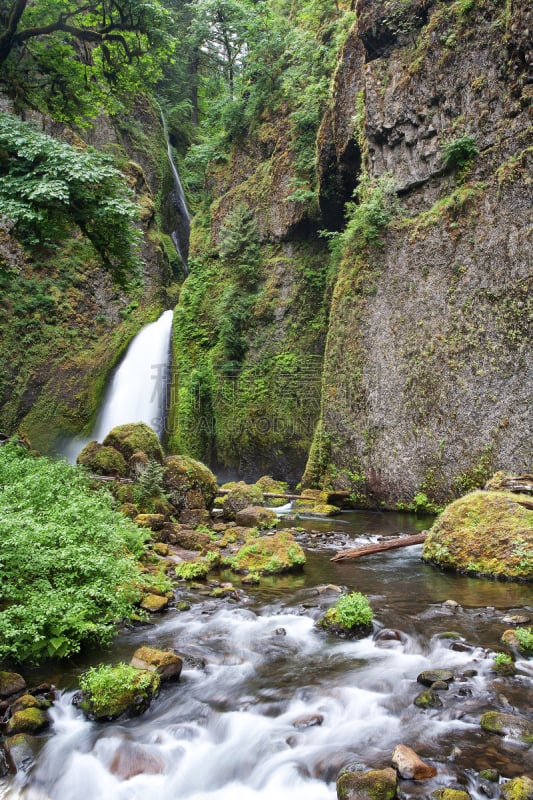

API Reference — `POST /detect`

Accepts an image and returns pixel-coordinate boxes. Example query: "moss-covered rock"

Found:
[422,491,533,580]
[480,711,533,742]
[103,423,164,465]
[76,441,127,477]
[432,790,471,800]
[130,647,183,681]
[77,663,160,720]
[294,489,341,516]
[11,694,50,713]
[5,708,49,735]
[163,455,218,511]
[221,482,264,521]
[337,767,397,800]
[0,671,26,697]
[318,591,373,639]
[500,776,533,800]
[235,505,278,529]
[3,733,36,774]
[414,689,443,709]
[255,476,289,507]
[140,593,169,612]
[229,530,305,575]
[417,669,454,687]
[134,513,166,531]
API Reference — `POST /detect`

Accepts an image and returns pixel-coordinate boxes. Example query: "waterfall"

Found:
[161,113,190,274]
[59,310,173,462]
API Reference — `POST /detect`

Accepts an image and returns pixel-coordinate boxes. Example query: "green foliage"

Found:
[0,114,141,282]
[333,592,374,628]
[441,135,479,171]
[343,174,400,250]
[515,627,533,655]
[408,491,443,514]
[79,662,158,718]
[175,558,211,580]
[136,460,167,501]
[0,444,149,663]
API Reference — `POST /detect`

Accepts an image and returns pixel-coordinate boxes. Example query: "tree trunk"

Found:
[330,533,428,562]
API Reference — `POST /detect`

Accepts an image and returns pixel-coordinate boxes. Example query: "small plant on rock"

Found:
[515,627,533,655]
[319,591,373,638]
[441,135,478,171]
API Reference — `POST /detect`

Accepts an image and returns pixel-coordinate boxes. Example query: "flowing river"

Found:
[2,511,532,800]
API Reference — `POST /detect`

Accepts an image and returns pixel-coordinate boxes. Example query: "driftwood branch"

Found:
[330,533,427,562]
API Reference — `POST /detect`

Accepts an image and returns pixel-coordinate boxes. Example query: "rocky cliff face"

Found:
[0,98,177,452]
[306,0,532,506]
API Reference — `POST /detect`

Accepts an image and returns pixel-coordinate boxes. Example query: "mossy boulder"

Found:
[76,441,127,477]
[134,513,166,531]
[3,734,36,774]
[337,767,397,800]
[318,592,373,639]
[294,489,341,517]
[480,711,533,743]
[414,689,443,709]
[235,505,278,529]
[229,530,305,575]
[11,694,50,713]
[103,423,164,465]
[77,663,160,721]
[0,671,26,697]
[255,476,289,507]
[417,669,454,687]
[422,491,533,580]
[5,708,49,735]
[432,790,471,800]
[130,647,183,681]
[140,593,169,612]
[500,776,533,800]
[163,455,218,511]
[502,626,533,655]
[221,482,264,520]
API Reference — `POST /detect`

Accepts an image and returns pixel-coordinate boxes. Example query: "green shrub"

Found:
[515,627,533,654]
[334,592,374,628]
[79,663,159,719]
[175,559,211,580]
[0,444,149,663]
[441,135,479,171]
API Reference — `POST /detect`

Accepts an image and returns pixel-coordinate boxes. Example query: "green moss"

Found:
[5,707,49,735]
[175,559,211,580]
[230,530,305,575]
[480,711,533,743]
[432,790,471,800]
[103,423,164,464]
[337,767,397,800]
[77,441,127,477]
[78,663,160,720]
[514,627,533,655]
[500,776,533,800]
[163,455,218,510]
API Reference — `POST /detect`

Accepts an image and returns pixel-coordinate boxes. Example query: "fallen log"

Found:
[330,532,427,562]
[217,489,302,501]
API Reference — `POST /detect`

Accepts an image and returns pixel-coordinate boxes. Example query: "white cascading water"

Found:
[94,309,174,441]
[161,113,190,274]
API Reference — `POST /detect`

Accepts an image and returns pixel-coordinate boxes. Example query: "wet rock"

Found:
[337,766,397,800]
[5,708,49,735]
[275,628,287,635]
[500,776,533,800]
[235,505,278,529]
[221,482,264,521]
[414,689,442,709]
[318,592,373,639]
[130,647,183,681]
[3,734,36,773]
[11,694,51,713]
[230,530,305,575]
[292,713,324,729]
[76,665,160,721]
[501,614,531,626]
[417,670,454,687]
[0,671,26,698]
[176,601,191,611]
[432,790,471,800]
[77,441,127,477]
[316,584,343,594]
[171,528,212,551]
[391,744,437,780]
[109,740,165,780]
[134,513,166,531]
[0,745,8,777]
[443,600,460,609]
[163,455,217,512]
[479,770,500,783]
[431,681,450,691]
[103,423,164,465]
[480,711,533,742]
[140,593,169,612]
[462,670,478,678]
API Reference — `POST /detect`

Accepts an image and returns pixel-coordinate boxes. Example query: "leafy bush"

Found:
[515,627,533,654]
[79,662,159,719]
[0,444,149,663]
[175,559,211,580]
[441,135,479,171]
[0,113,141,282]
[334,592,374,628]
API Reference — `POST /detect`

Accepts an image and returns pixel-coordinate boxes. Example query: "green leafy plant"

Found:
[0,443,149,663]
[515,627,533,655]
[333,592,373,628]
[79,662,158,718]
[136,460,167,501]
[441,135,479,171]
[175,558,211,580]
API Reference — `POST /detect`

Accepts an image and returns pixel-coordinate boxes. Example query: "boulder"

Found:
[103,423,164,465]
[178,508,210,526]
[337,767,397,800]
[134,513,166,531]
[172,528,212,551]
[3,734,36,774]
[140,593,169,612]
[292,713,324,729]
[11,694,50,713]
[77,441,127,477]
[0,671,26,697]
[391,744,437,780]
[422,490,533,580]
[229,530,305,575]
[417,670,454,687]
[480,711,533,742]
[255,475,289,507]
[5,708,49,735]
[432,791,471,800]
[76,664,160,721]
[163,455,218,511]
[221,482,264,520]
[0,745,8,778]
[235,505,278,528]
[500,777,533,800]
[130,647,183,681]
[414,689,442,709]
[109,740,165,780]
[317,592,373,639]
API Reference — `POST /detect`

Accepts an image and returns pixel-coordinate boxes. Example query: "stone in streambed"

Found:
[0,671,26,698]
[417,669,454,687]
[391,744,437,780]
[130,647,183,681]
[292,713,324,729]
[414,689,442,709]
[77,441,127,477]
[5,708,49,735]
[140,593,169,612]
[480,711,533,742]
[500,776,533,800]
[109,740,165,780]
[235,505,277,528]
[3,734,37,774]
[337,767,397,800]
[432,790,471,800]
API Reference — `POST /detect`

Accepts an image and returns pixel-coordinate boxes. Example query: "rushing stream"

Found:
[2,511,532,800]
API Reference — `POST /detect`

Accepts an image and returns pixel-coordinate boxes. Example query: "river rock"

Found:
[417,670,454,687]
[480,711,533,742]
[500,776,533,800]
[337,766,397,800]
[414,689,443,709]
[235,505,278,528]
[221,482,264,520]
[391,744,437,780]
[0,671,26,697]
[292,713,324,729]
[109,740,165,780]
[255,476,289,507]
[230,530,306,575]
[163,455,218,511]
[5,708,49,735]
[432,790,471,800]
[11,694,51,713]
[140,593,169,612]
[3,734,36,773]
[76,666,160,721]
[172,528,212,550]
[103,423,164,465]
[131,647,183,681]
[501,614,531,626]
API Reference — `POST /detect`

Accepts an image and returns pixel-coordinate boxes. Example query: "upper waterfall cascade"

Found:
[161,113,191,273]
